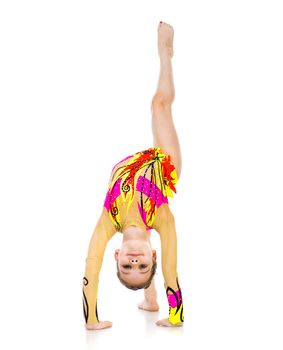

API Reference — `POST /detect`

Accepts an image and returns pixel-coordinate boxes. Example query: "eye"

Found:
[122,264,132,269]
[139,264,148,269]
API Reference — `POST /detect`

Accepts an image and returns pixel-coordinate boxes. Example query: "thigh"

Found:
[151,102,182,178]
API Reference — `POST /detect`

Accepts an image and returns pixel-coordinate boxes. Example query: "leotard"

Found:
[103,147,178,231]
[83,147,184,325]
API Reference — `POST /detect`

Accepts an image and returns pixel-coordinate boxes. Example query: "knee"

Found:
[151,93,174,109]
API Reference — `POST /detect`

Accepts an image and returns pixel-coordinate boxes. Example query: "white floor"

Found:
[1,1,283,349]
[1,222,282,350]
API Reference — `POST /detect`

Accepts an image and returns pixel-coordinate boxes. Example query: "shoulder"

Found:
[99,207,117,239]
[153,204,175,232]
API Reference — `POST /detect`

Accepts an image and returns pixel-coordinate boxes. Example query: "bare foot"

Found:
[138,299,159,312]
[158,21,174,58]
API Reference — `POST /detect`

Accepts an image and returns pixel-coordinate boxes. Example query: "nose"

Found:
[130,258,139,264]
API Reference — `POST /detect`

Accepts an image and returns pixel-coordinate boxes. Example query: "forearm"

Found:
[156,207,184,325]
[83,257,102,324]
[162,259,184,325]
[82,209,115,325]
[165,275,184,325]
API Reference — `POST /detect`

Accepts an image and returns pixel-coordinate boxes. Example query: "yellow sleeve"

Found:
[153,204,184,325]
[82,207,116,324]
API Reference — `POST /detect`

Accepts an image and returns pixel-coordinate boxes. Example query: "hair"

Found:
[116,259,157,291]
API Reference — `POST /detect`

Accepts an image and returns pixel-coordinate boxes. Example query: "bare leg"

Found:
[138,231,159,311]
[138,278,159,312]
[151,22,182,178]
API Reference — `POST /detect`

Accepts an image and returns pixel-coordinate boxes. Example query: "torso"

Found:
[103,147,178,232]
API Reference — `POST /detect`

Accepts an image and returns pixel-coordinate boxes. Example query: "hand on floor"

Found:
[156,318,183,327]
[85,321,112,330]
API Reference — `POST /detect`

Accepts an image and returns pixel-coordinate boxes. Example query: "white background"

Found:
[0,0,282,349]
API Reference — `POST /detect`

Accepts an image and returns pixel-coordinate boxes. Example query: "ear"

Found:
[114,249,120,261]
[152,249,157,261]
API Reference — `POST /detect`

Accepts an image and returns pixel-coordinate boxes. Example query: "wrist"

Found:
[166,278,184,324]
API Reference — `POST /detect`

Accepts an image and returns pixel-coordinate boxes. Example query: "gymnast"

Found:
[82,21,184,330]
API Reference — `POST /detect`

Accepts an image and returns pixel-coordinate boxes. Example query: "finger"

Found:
[100,321,112,329]
[86,321,112,330]
[156,319,169,326]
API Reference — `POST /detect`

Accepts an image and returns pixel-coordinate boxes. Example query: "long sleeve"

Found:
[82,207,116,324]
[153,204,184,325]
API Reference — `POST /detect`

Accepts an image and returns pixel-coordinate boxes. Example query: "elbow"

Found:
[163,264,177,279]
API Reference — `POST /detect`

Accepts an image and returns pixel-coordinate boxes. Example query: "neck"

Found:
[122,225,151,243]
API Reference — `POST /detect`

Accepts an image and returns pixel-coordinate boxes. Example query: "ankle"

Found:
[145,292,157,303]
[145,297,158,305]
[159,50,173,60]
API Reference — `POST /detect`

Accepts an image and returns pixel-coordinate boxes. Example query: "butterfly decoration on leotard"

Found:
[104,147,178,231]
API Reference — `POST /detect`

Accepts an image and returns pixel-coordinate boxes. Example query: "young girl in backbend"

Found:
[82,21,184,330]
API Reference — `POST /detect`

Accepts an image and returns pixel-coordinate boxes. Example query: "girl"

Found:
[82,21,184,330]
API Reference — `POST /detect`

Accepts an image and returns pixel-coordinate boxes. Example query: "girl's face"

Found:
[114,240,156,286]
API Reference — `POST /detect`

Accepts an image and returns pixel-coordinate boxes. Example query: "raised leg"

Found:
[151,22,182,178]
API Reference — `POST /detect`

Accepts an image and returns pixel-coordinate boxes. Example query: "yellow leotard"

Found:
[103,147,178,231]
[82,147,184,325]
